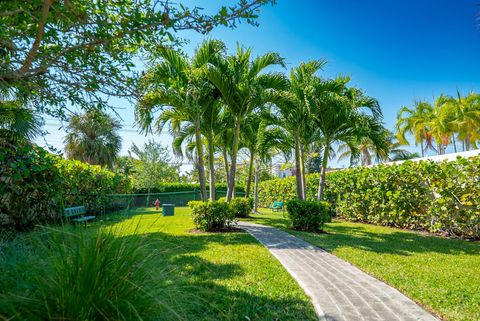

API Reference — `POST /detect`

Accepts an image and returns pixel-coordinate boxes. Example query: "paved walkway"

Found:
[238,221,439,321]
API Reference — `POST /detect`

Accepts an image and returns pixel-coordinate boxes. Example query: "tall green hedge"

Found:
[259,157,480,239]
[0,144,131,232]
[133,183,244,194]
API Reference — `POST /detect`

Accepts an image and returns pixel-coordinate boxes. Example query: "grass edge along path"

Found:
[242,209,480,321]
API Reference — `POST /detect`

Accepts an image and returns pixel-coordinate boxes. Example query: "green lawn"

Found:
[1,207,316,321]
[243,210,480,321]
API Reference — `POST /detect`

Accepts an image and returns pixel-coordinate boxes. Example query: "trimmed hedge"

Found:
[133,183,245,194]
[0,144,131,232]
[259,157,480,239]
[188,200,236,231]
[286,200,331,232]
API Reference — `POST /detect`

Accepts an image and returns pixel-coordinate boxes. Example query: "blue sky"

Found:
[37,0,480,168]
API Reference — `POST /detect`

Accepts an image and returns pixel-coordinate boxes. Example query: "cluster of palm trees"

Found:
[136,39,390,202]
[396,92,480,156]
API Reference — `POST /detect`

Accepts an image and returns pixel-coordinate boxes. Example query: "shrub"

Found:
[229,198,253,218]
[133,182,244,194]
[0,227,158,320]
[0,144,131,232]
[259,156,480,239]
[0,145,64,231]
[188,200,236,231]
[286,200,331,232]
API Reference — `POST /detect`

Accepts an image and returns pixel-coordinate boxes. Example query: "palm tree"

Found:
[136,39,225,201]
[272,60,327,200]
[442,91,480,151]
[429,95,454,155]
[64,110,122,168]
[337,128,391,166]
[0,100,43,146]
[206,45,287,201]
[396,100,434,157]
[310,78,387,201]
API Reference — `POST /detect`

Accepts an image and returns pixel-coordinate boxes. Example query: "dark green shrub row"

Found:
[188,200,236,231]
[0,145,132,232]
[259,157,480,239]
[133,183,245,194]
[286,200,331,232]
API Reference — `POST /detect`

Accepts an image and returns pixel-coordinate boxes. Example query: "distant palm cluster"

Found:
[396,92,479,156]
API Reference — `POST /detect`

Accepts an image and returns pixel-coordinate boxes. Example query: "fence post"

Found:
[193,188,197,201]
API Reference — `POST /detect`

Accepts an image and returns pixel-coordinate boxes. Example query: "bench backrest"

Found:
[273,201,284,207]
[64,206,86,218]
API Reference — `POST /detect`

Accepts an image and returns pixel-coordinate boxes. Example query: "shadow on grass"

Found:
[112,230,317,320]
[3,215,317,321]
[292,222,480,257]
[244,212,479,257]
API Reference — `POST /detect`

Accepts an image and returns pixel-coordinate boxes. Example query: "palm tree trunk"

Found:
[317,144,330,201]
[294,134,304,200]
[253,160,260,213]
[245,148,255,198]
[300,146,307,200]
[226,120,241,202]
[222,148,230,186]
[452,134,457,153]
[194,116,207,201]
[207,133,216,201]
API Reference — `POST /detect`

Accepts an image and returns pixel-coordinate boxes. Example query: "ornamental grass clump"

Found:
[286,199,331,232]
[0,225,159,321]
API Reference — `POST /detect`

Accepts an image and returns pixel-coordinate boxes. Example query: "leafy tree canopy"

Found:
[0,0,275,118]
[129,140,181,191]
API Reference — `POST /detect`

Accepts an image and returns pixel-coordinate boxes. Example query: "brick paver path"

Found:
[238,221,439,321]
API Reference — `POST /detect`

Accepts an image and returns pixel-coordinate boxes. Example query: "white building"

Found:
[271,164,296,178]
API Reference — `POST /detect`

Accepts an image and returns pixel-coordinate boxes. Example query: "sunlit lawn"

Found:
[242,209,480,321]
[71,207,318,320]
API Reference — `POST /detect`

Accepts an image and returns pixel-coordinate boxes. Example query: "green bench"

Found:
[64,206,95,225]
[271,201,284,212]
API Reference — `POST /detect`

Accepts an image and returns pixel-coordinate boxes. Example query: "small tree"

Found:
[129,140,181,195]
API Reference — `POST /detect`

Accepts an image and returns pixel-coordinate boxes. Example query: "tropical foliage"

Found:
[0,101,43,146]
[396,92,480,155]
[257,156,480,239]
[0,144,131,232]
[64,110,122,168]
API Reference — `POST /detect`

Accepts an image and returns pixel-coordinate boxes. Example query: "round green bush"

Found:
[286,199,331,232]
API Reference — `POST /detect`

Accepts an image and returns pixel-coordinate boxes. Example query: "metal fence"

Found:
[75,190,247,216]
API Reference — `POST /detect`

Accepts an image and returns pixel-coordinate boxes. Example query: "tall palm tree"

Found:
[136,39,225,201]
[310,78,387,201]
[206,46,287,201]
[396,100,434,157]
[0,100,43,146]
[272,60,328,200]
[64,110,122,168]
